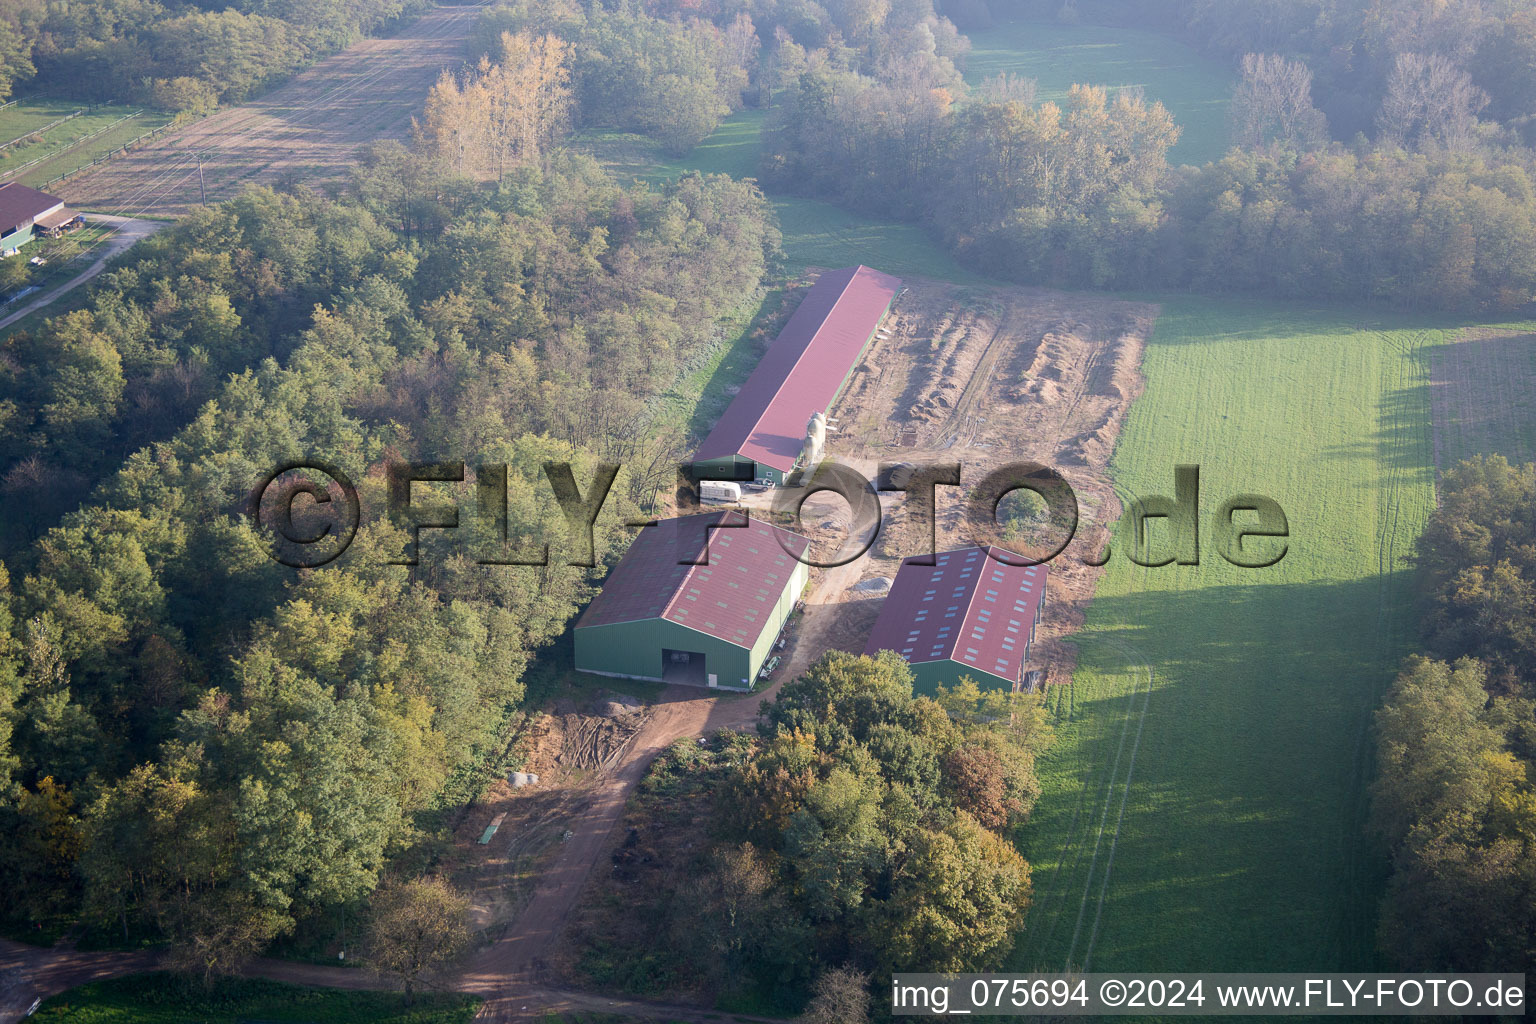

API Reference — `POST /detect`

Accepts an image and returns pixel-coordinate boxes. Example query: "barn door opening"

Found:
[661,648,706,687]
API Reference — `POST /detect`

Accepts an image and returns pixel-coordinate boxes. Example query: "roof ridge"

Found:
[730,267,862,469]
[951,546,989,662]
[658,512,722,621]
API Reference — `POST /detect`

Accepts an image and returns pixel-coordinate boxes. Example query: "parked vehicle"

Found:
[699,480,742,502]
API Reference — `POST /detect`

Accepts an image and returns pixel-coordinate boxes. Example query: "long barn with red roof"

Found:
[864,546,1048,693]
[574,512,810,690]
[693,265,902,486]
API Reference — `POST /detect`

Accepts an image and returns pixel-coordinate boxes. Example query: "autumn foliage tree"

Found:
[367,877,470,1003]
[422,31,571,179]
[1369,455,1536,972]
[713,653,1043,992]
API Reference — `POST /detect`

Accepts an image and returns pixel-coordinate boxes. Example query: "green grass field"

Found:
[0,102,172,187]
[17,114,176,189]
[962,19,1234,166]
[0,99,90,145]
[1007,298,1536,973]
[1428,323,1536,470]
[33,973,479,1023]
[580,112,989,282]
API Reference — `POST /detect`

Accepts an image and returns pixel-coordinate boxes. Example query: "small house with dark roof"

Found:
[0,181,79,256]
[863,546,1048,693]
[574,512,810,690]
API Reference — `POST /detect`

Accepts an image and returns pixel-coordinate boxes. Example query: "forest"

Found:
[432,0,1536,308]
[0,142,777,965]
[1372,455,1536,973]
[0,0,431,109]
[757,0,1536,306]
[567,654,1050,1014]
[0,0,1534,1013]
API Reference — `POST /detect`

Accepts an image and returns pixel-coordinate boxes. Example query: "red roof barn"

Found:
[574,513,811,690]
[0,182,75,255]
[693,265,901,485]
[864,546,1049,693]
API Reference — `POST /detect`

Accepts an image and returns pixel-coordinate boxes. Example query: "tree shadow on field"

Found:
[1139,300,1476,347]
[681,293,783,443]
[1319,371,1435,477]
[1017,573,1415,974]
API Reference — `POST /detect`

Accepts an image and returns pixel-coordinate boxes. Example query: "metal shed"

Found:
[574,512,811,690]
[863,546,1049,693]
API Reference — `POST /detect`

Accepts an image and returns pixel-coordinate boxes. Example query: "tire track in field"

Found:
[1014,301,1176,972]
[1014,678,1104,967]
[1076,638,1153,971]
[1336,327,1429,965]
[1017,627,1152,972]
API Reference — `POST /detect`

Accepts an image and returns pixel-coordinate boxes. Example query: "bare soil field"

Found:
[1430,327,1536,472]
[785,277,1156,689]
[58,3,487,219]
[447,703,650,941]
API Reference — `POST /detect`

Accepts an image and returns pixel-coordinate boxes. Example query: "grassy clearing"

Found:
[766,196,987,282]
[1006,297,1536,973]
[18,114,176,189]
[962,19,1234,166]
[578,113,990,283]
[0,103,171,186]
[653,285,783,445]
[32,973,479,1023]
[0,99,90,146]
[1428,323,1536,470]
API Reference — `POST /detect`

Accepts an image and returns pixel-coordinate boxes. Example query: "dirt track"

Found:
[58,3,488,219]
[454,493,885,1019]
[0,215,167,333]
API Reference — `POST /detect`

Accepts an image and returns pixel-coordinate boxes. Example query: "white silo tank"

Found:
[802,410,827,467]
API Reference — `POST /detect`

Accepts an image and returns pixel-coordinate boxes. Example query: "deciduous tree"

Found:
[366,877,470,1003]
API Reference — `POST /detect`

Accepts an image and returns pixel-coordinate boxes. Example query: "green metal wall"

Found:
[908,658,1016,696]
[574,555,805,690]
[576,617,752,689]
[747,557,808,673]
[0,226,37,255]
[692,455,756,482]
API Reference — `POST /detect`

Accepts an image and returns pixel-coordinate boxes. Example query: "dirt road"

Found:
[59,3,488,219]
[0,679,798,1023]
[0,215,166,332]
[0,936,781,1024]
[0,939,158,1020]
[460,497,882,1020]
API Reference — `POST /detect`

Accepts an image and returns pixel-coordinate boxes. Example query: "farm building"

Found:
[574,512,810,690]
[864,546,1048,694]
[693,264,902,486]
[0,182,80,256]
